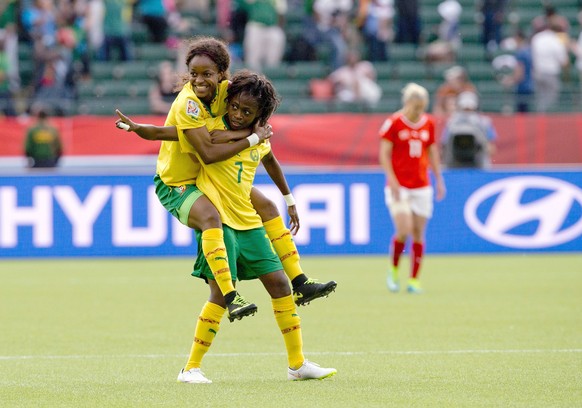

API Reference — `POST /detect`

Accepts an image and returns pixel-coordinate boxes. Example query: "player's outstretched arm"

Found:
[185,124,272,164]
[261,151,300,234]
[115,109,178,141]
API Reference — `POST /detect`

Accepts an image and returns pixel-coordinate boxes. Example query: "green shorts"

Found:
[154,174,204,226]
[192,225,283,282]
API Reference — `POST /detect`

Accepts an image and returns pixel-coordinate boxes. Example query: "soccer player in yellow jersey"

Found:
[178,70,336,383]
[139,37,272,322]
[116,37,336,312]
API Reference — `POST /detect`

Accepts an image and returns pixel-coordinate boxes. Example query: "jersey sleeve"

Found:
[178,116,224,155]
[427,117,436,146]
[378,117,394,142]
[174,95,207,132]
[259,140,272,158]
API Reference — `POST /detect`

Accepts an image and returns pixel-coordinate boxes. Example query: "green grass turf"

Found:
[1,254,581,407]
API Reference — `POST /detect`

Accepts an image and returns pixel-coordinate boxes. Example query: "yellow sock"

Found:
[201,228,235,296]
[184,302,225,371]
[272,295,304,369]
[263,216,303,281]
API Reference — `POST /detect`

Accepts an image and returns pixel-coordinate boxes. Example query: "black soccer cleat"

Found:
[293,279,337,306]
[227,293,258,322]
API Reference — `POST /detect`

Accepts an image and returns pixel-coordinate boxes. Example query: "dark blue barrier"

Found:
[1,169,580,258]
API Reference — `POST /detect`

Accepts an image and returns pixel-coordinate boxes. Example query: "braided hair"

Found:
[227,70,281,126]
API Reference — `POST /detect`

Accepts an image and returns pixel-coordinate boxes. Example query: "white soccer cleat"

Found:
[177,368,212,384]
[287,360,337,381]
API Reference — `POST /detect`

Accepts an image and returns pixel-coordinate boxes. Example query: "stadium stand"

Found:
[15,0,581,115]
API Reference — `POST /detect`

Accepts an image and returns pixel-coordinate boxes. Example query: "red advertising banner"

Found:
[2,113,581,165]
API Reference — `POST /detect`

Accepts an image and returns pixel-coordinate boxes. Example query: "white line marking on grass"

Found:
[1,349,582,361]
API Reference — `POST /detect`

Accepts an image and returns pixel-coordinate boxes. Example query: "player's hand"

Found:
[254,123,273,143]
[287,205,300,235]
[115,109,138,132]
[436,178,446,201]
[389,179,401,202]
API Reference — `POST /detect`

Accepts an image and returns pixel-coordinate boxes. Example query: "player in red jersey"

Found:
[378,83,446,294]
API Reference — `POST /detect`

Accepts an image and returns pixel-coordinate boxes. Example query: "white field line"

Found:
[1,349,582,361]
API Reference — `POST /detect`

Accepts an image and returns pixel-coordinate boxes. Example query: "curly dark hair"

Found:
[178,36,231,86]
[227,70,281,127]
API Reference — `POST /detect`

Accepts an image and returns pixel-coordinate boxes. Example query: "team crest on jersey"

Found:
[420,130,429,141]
[250,149,260,162]
[398,129,410,140]
[186,99,200,118]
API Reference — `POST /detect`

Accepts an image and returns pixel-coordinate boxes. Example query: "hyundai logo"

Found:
[464,176,582,248]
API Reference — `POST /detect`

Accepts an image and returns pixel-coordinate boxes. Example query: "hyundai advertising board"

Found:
[0,169,581,258]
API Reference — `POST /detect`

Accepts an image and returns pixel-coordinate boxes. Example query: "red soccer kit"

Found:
[379,112,435,189]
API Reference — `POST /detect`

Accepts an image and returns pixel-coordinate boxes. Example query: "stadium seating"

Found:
[16,1,581,115]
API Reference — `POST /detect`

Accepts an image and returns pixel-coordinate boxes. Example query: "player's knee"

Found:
[191,208,221,230]
[255,198,279,222]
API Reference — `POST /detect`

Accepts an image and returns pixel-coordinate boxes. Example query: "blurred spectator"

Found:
[531,19,569,112]
[24,109,63,168]
[239,0,287,72]
[0,0,20,94]
[424,0,461,63]
[532,5,570,37]
[21,0,59,88]
[356,0,394,62]
[327,49,382,108]
[21,0,58,48]
[61,0,92,81]
[136,0,169,43]
[394,0,420,45]
[437,0,461,50]
[302,0,353,70]
[149,60,179,115]
[478,0,508,55]
[29,26,77,116]
[433,65,476,117]
[441,91,497,169]
[575,11,582,93]
[500,30,533,113]
[101,0,133,61]
[84,0,105,60]
[0,33,17,116]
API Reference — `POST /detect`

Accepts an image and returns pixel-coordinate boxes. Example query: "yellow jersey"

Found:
[155,80,229,186]
[193,115,271,230]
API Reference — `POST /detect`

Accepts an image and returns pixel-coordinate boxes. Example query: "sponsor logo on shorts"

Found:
[175,185,186,195]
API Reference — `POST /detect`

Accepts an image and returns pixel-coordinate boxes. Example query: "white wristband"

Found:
[283,194,296,206]
[117,122,130,131]
[246,133,259,147]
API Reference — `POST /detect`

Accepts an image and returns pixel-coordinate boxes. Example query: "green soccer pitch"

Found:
[2,254,581,407]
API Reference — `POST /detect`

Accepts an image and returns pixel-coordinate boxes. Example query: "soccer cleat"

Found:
[407,278,423,294]
[177,368,212,384]
[227,293,258,322]
[386,266,400,292]
[293,279,337,306]
[287,360,337,381]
